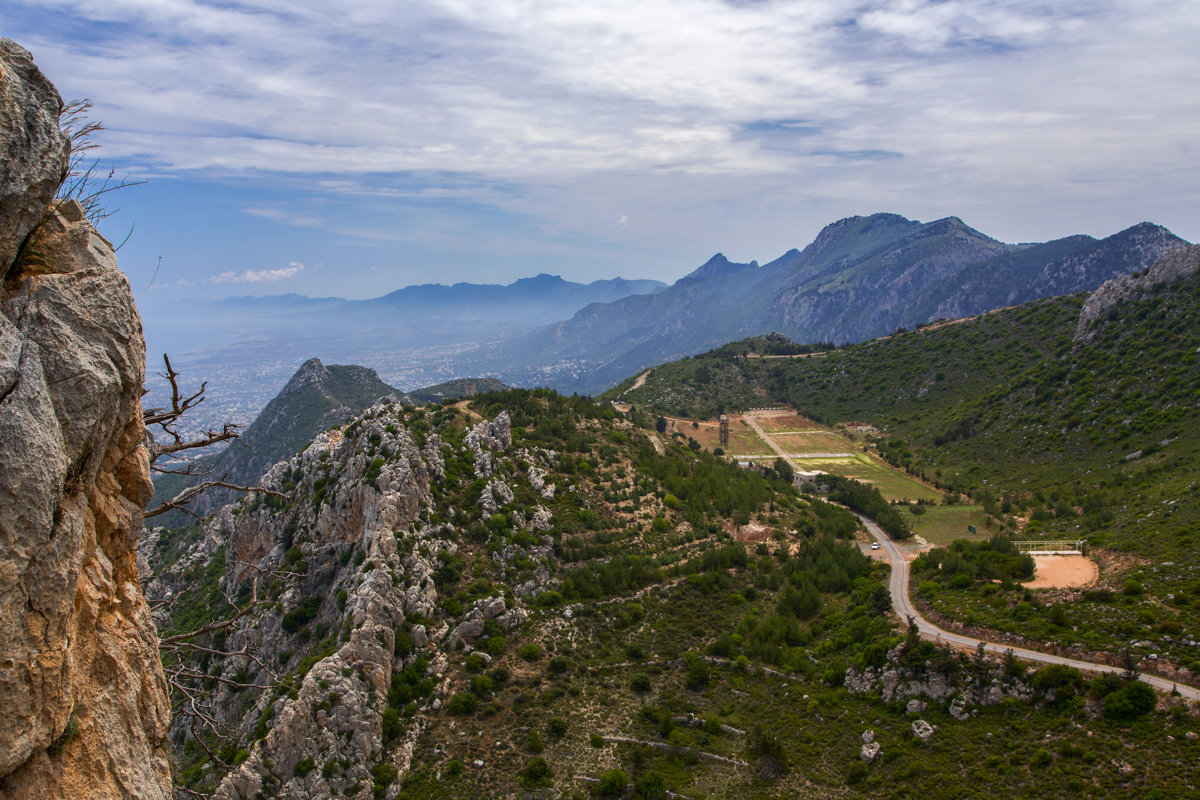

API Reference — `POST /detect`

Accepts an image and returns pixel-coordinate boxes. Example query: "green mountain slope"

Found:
[613,245,1200,673]
[145,388,1200,800]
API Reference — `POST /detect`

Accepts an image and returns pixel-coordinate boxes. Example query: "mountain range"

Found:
[144,213,1187,434]
[141,243,1200,800]
[493,214,1188,393]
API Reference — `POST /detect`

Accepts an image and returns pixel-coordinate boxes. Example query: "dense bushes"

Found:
[820,475,911,540]
[913,535,1034,584]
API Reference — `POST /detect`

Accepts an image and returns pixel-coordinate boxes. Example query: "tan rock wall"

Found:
[0,202,171,797]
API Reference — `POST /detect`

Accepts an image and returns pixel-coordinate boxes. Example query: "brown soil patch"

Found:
[753,413,824,432]
[733,522,774,543]
[1024,555,1099,589]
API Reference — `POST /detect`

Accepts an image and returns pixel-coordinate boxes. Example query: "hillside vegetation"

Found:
[144,381,1200,799]
[612,257,1200,675]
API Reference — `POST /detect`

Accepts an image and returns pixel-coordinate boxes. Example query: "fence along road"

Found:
[859,513,1200,702]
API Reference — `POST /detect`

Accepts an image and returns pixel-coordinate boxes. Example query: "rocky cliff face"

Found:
[0,38,68,276]
[0,40,171,800]
[1075,243,1200,342]
[142,402,542,797]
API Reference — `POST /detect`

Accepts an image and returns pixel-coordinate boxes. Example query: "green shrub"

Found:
[630,673,652,693]
[1103,680,1157,720]
[519,643,543,662]
[547,717,568,739]
[294,756,316,777]
[371,763,399,798]
[634,769,667,800]
[520,756,553,788]
[446,692,477,715]
[598,768,628,797]
[589,733,606,748]
[684,653,710,689]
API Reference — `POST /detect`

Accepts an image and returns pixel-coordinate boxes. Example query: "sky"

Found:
[8,0,1200,309]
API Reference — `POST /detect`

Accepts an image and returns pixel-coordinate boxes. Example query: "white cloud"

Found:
[8,0,1200,250]
[243,207,323,227]
[206,262,306,284]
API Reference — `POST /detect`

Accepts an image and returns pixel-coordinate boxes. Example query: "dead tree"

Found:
[141,355,288,785]
[142,353,281,518]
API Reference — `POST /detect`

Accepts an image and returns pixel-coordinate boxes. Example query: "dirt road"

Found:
[741,414,798,469]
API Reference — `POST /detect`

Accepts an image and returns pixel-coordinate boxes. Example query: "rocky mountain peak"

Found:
[798,212,923,266]
[281,356,332,394]
[679,253,759,284]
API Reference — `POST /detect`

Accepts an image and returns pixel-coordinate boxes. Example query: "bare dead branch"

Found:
[144,480,285,519]
[170,667,274,692]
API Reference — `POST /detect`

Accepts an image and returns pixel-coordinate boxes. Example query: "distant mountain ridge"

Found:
[209,274,666,316]
[492,213,1188,393]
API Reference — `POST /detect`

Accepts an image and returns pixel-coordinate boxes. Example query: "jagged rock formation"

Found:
[142,400,538,797]
[0,40,171,799]
[138,396,577,797]
[0,38,69,275]
[1075,244,1200,342]
[843,643,1032,712]
[176,357,404,516]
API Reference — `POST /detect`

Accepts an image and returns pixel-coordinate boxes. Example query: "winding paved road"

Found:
[859,514,1200,701]
[741,407,1199,701]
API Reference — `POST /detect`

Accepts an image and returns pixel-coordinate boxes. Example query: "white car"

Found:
[870,542,880,550]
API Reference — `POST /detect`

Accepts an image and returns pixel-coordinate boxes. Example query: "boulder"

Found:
[449,617,486,645]
[478,595,507,619]
[0,38,69,277]
[911,719,936,741]
[948,696,970,721]
[860,741,881,762]
[497,607,529,631]
[411,624,428,650]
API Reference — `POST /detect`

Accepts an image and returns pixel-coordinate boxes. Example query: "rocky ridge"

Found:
[1075,243,1200,342]
[143,403,559,798]
[178,357,404,517]
[0,39,171,800]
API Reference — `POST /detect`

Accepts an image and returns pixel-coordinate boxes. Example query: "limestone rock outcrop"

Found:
[1075,244,1200,342]
[0,43,171,798]
[0,38,69,277]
